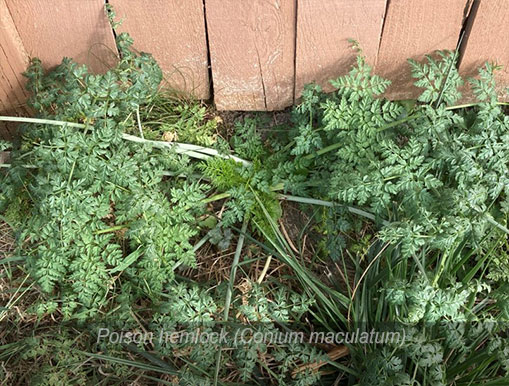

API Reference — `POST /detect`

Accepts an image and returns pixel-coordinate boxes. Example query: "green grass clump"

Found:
[140,90,219,146]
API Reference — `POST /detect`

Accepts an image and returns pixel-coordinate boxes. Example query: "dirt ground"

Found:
[0,221,14,258]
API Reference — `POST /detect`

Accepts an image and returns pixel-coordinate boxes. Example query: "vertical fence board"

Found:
[206,0,296,111]
[0,0,29,139]
[459,0,509,101]
[5,0,117,74]
[295,0,387,97]
[110,0,210,100]
[375,0,468,100]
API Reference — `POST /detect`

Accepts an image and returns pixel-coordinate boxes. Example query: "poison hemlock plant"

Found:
[2,32,207,318]
[0,25,323,385]
[248,51,509,385]
[148,281,322,385]
[272,52,508,257]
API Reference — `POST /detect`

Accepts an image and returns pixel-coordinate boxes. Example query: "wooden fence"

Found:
[1,0,508,139]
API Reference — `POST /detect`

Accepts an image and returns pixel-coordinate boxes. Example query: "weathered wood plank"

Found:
[110,0,210,99]
[459,0,509,101]
[205,0,296,110]
[5,0,118,74]
[295,0,387,97]
[0,0,29,139]
[375,0,468,100]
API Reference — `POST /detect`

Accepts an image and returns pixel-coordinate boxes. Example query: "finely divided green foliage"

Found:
[2,32,509,385]
[2,32,207,317]
[149,281,321,385]
[0,27,323,385]
[200,119,282,233]
[344,238,509,386]
[272,51,508,257]
[243,51,509,385]
[409,50,463,105]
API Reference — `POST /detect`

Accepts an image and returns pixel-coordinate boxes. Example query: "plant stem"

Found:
[0,115,251,165]
[192,233,210,252]
[122,133,211,160]
[0,163,36,169]
[214,219,248,385]
[136,107,144,139]
[94,224,129,235]
[302,113,421,160]
[303,141,343,160]
[278,193,390,226]
[122,133,251,166]
[483,215,509,235]
[0,116,86,128]
[201,192,231,204]
[257,255,272,284]
[445,101,509,110]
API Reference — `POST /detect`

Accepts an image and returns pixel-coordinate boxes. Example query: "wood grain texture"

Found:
[459,0,509,101]
[295,0,387,97]
[375,0,468,100]
[0,0,29,139]
[5,0,118,74]
[110,0,210,99]
[205,0,296,111]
